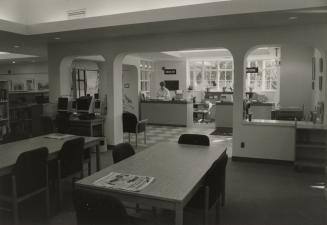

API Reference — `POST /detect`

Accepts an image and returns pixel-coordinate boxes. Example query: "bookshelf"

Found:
[0,80,10,141]
[294,121,327,171]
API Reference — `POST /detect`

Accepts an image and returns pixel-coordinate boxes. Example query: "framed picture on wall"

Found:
[312,57,316,80]
[319,58,323,73]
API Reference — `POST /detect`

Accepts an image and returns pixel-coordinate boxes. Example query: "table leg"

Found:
[96,145,101,171]
[175,204,183,225]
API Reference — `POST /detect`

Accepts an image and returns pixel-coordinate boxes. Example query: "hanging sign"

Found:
[246,67,259,73]
[162,67,177,75]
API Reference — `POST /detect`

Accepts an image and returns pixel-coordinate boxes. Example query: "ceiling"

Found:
[0,3,326,63]
[0,0,326,34]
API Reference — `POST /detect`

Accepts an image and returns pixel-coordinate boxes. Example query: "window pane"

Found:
[226,71,233,80]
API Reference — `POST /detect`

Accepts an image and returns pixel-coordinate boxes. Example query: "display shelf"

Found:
[294,123,327,171]
[0,80,10,140]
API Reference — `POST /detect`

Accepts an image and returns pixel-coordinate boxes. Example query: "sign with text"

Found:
[162,67,177,75]
[246,67,259,73]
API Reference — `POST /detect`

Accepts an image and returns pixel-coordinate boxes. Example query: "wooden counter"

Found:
[141,100,193,127]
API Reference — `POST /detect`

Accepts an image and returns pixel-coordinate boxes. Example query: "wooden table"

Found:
[0,134,102,176]
[76,142,227,225]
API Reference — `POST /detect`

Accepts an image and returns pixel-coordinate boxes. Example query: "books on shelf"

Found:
[93,172,155,192]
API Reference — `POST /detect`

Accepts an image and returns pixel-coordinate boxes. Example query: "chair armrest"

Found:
[138,119,148,124]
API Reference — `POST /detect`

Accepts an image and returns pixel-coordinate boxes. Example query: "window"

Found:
[246,59,279,92]
[72,68,99,98]
[140,60,153,96]
[189,59,233,91]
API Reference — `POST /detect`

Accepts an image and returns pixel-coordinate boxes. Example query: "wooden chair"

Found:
[123,112,148,147]
[73,189,148,225]
[178,134,210,146]
[112,143,135,164]
[50,137,85,208]
[186,150,228,225]
[0,147,50,225]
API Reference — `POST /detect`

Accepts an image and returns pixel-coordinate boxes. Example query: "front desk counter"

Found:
[140,100,193,127]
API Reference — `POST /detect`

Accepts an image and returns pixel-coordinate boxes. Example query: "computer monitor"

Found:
[76,96,92,113]
[164,80,179,91]
[57,97,69,111]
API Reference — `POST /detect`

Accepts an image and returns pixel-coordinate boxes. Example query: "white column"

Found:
[232,51,247,157]
[99,56,124,145]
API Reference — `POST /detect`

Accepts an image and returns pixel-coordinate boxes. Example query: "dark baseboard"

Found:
[232,156,293,166]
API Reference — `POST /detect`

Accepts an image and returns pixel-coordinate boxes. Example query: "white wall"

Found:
[151,60,187,98]
[0,62,48,75]
[279,45,312,115]
[237,124,295,161]
[311,48,326,112]
[122,64,139,118]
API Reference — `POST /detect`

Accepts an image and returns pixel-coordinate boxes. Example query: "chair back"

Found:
[178,134,210,146]
[13,147,48,197]
[59,137,85,178]
[42,116,54,134]
[73,189,130,225]
[122,112,138,133]
[112,143,135,164]
[206,150,228,207]
[55,113,70,133]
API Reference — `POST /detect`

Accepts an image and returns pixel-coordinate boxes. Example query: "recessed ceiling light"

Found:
[288,16,298,20]
[54,37,61,40]
[12,61,16,64]
[13,45,20,48]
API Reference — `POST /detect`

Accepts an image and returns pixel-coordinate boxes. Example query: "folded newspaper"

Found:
[93,172,155,192]
[44,133,75,140]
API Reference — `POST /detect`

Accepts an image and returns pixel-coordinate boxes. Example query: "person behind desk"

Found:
[156,81,171,100]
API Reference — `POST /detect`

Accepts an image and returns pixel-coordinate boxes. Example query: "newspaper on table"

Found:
[44,133,75,140]
[93,172,155,192]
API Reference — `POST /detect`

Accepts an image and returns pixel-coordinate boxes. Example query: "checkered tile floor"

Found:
[123,124,233,155]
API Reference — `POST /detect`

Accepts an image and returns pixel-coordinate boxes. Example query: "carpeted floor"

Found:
[0,125,326,225]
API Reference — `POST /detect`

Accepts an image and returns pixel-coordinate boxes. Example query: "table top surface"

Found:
[76,141,227,203]
[0,134,101,173]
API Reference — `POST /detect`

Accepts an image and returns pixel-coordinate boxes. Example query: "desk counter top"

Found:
[141,100,192,104]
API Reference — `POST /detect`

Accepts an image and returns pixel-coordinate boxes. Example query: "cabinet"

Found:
[0,80,10,141]
[294,122,327,171]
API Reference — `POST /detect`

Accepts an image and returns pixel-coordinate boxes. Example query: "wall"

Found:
[311,48,326,114]
[279,45,312,115]
[122,64,139,118]
[46,23,327,152]
[151,60,187,98]
[0,61,48,75]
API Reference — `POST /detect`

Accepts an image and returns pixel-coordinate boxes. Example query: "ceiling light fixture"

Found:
[54,37,61,40]
[12,61,16,64]
[288,16,298,20]
[0,52,8,54]
[13,45,20,48]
